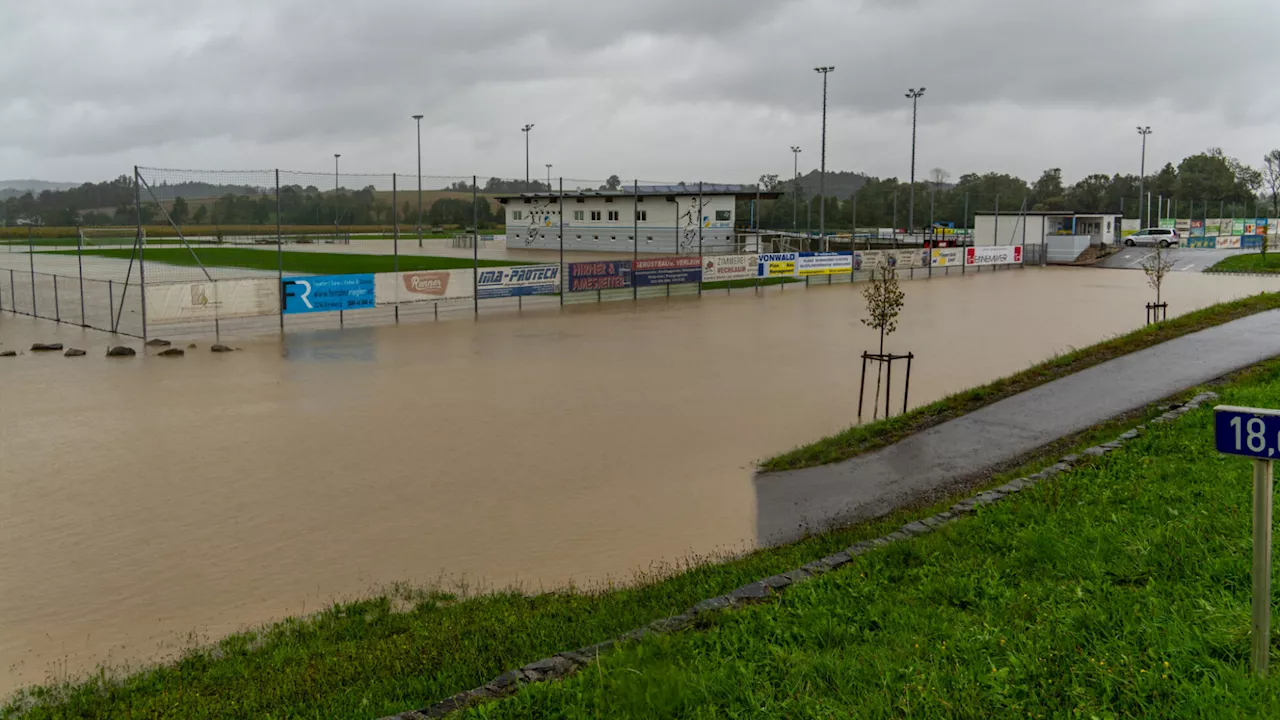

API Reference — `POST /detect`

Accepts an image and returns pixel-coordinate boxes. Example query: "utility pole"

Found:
[906,88,926,240]
[334,153,341,239]
[1137,126,1152,228]
[413,114,423,248]
[522,124,535,186]
[815,66,834,248]
[791,146,801,232]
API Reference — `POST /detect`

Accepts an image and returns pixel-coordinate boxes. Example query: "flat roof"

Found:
[496,184,783,202]
[972,211,1121,216]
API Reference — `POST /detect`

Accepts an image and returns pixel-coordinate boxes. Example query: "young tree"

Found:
[192,205,208,224]
[1142,245,1174,322]
[861,264,906,419]
[930,167,951,188]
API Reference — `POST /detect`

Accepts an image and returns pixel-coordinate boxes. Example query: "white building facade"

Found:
[973,211,1121,247]
[499,185,775,255]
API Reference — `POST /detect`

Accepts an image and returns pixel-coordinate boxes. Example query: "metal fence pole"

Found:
[472,175,478,316]
[135,166,148,342]
[962,192,968,275]
[393,173,400,323]
[698,181,703,296]
[77,223,86,326]
[107,278,113,329]
[559,177,564,306]
[633,178,639,302]
[276,169,283,332]
[27,223,36,316]
[53,275,60,322]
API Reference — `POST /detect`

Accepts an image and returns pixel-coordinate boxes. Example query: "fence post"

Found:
[559,177,564,306]
[962,193,968,275]
[472,175,479,316]
[633,178,639,302]
[27,223,36,316]
[698,181,703,296]
[77,223,86,326]
[393,173,400,323]
[135,166,148,342]
[107,278,114,330]
[53,275,60,322]
[276,169,283,332]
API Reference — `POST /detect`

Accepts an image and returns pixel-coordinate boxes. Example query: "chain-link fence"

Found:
[0,166,1120,342]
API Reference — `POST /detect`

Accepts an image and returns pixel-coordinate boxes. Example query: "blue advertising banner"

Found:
[1243,235,1264,249]
[632,256,702,287]
[567,261,631,292]
[476,265,560,299]
[1187,236,1216,249]
[282,274,376,314]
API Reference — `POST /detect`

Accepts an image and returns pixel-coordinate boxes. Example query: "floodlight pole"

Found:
[815,67,834,250]
[791,146,801,233]
[1137,126,1152,228]
[413,114,423,248]
[522,124,535,185]
[906,87,926,240]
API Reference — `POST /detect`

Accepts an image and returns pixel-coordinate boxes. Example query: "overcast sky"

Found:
[2,0,1277,186]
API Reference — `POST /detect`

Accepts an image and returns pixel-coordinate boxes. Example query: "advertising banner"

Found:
[632,256,702,286]
[1188,237,1217,249]
[283,274,376,314]
[796,251,853,276]
[375,269,474,304]
[1216,236,1241,249]
[1159,218,1176,229]
[931,247,963,267]
[892,249,931,269]
[1242,235,1264,249]
[1175,219,1191,233]
[567,260,631,291]
[1232,219,1246,236]
[855,250,887,271]
[702,254,758,283]
[757,252,798,278]
[1121,219,1140,237]
[476,265,559,299]
[1206,222,1221,235]
[965,245,1022,266]
[1219,219,1234,236]
[145,278,279,324]
[877,228,896,240]
[1190,220,1205,237]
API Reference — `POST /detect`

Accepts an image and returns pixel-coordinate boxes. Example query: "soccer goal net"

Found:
[78,227,145,248]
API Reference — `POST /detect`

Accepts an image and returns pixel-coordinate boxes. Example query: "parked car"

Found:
[1124,227,1180,247]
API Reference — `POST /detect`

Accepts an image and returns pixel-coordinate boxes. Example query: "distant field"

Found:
[60,248,530,274]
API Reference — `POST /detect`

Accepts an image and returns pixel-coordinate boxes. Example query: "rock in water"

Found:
[187,343,197,349]
[106,346,136,357]
[211,344,233,353]
[0,350,16,357]
[30,343,63,352]
[145,339,171,348]
[157,348,185,357]
[64,348,86,357]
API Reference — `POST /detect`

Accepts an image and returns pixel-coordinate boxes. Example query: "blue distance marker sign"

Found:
[1215,406,1280,459]
[282,274,376,314]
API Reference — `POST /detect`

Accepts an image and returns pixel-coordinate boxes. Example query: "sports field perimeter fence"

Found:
[0,166,1039,341]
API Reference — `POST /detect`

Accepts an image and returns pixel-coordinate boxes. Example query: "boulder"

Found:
[157,348,185,357]
[30,343,63,352]
[145,339,171,348]
[0,350,16,357]
[64,348,86,357]
[211,344,234,353]
[106,346,136,357]
[187,343,197,349]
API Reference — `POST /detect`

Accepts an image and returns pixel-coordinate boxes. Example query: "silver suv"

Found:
[1124,227,1180,247]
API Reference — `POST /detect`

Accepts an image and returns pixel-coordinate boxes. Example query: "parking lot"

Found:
[1096,246,1244,272]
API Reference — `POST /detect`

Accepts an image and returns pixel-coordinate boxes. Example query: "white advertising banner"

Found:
[476,265,559,299]
[855,250,887,271]
[893,249,931,269]
[145,278,279,324]
[965,245,1023,266]
[931,247,963,267]
[796,252,853,276]
[702,254,758,283]
[375,269,475,304]
[1216,236,1241,249]
[756,252,798,278]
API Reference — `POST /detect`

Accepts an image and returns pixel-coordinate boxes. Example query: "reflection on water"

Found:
[1,267,1278,693]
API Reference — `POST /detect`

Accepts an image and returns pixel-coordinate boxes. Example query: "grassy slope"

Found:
[56,248,527,275]
[467,362,1280,719]
[1209,252,1280,274]
[761,291,1280,472]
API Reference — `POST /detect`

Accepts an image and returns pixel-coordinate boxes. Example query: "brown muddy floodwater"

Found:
[2,266,1279,693]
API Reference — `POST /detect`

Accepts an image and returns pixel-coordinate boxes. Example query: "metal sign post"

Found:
[1214,405,1279,677]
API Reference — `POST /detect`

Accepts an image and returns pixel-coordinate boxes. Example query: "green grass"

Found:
[1209,252,1280,274]
[462,361,1280,719]
[761,291,1280,472]
[55,248,527,275]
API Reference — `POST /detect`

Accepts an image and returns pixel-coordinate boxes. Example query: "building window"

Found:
[646,236,653,242]
[591,210,602,221]
[608,210,620,222]
[715,210,731,222]
[512,210,523,221]
[635,210,647,221]
[574,210,584,221]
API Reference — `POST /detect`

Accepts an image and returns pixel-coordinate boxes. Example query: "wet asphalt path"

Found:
[755,310,1280,544]
[1096,247,1244,272]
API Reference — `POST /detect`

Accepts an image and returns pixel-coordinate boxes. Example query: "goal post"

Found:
[78,226,144,248]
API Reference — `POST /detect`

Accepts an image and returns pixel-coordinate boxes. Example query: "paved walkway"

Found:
[755,310,1280,544]
[1096,247,1243,272]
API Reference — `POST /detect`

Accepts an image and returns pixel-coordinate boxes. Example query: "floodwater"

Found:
[2,267,1279,694]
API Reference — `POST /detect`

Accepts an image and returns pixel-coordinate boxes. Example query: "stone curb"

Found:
[379,390,1220,720]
